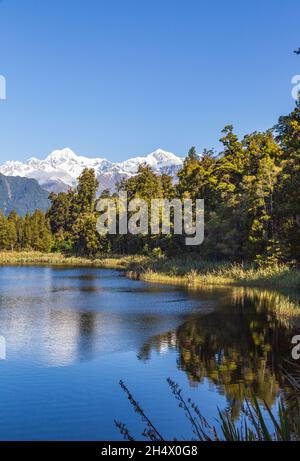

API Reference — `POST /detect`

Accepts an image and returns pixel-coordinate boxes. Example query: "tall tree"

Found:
[240,131,282,262]
[275,100,300,262]
[76,168,99,213]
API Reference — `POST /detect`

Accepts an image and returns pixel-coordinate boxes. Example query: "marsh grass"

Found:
[128,258,300,290]
[0,251,149,269]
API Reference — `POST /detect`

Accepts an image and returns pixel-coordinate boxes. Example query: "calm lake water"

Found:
[0,266,299,440]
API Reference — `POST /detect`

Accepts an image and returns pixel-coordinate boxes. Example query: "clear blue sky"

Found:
[0,0,299,162]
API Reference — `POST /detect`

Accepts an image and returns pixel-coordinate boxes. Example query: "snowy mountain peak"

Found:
[0,147,184,194]
[46,148,78,163]
[146,149,183,164]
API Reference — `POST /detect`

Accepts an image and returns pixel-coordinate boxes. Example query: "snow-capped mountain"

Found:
[0,148,183,194]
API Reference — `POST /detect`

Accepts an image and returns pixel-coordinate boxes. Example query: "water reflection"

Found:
[0,267,299,439]
[0,267,299,407]
[0,267,210,367]
[139,287,300,418]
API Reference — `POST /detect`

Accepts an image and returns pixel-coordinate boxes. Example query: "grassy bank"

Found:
[0,251,149,270]
[127,257,300,290]
[0,251,299,291]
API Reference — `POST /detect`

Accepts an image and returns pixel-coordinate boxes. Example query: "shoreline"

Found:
[0,251,299,321]
[127,267,300,290]
[0,251,299,291]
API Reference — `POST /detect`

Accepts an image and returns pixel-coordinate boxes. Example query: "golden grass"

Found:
[0,251,149,270]
[128,259,300,290]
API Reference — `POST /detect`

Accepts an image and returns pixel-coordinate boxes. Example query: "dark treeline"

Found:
[0,101,299,265]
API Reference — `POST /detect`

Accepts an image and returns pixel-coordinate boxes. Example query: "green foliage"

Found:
[47,168,109,256]
[119,163,164,202]
[0,209,53,252]
[151,247,165,258]
[75,168,99,213]
[274,100,300,262]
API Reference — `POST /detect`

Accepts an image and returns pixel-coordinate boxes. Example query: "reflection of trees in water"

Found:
[229,287,300,328]
[139,288,299,418]
[77,311,98,361]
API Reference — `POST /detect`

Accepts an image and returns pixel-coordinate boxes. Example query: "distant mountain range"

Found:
[0,173,50,216]
[0,148,184,195]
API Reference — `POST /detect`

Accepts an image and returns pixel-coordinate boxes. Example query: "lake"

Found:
[0,266,298,440]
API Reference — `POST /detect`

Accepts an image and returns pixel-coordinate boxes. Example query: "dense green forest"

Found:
[0,100,299,265]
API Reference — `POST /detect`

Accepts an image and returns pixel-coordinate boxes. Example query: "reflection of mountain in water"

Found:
[0,305,192,367]
[0,306,99,367]
[0,264,299,420]
[0,267,212,367]
[139,287,300,418]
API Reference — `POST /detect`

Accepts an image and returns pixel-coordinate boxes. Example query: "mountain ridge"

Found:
[0,148,184,194]
[0,173,50,216]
